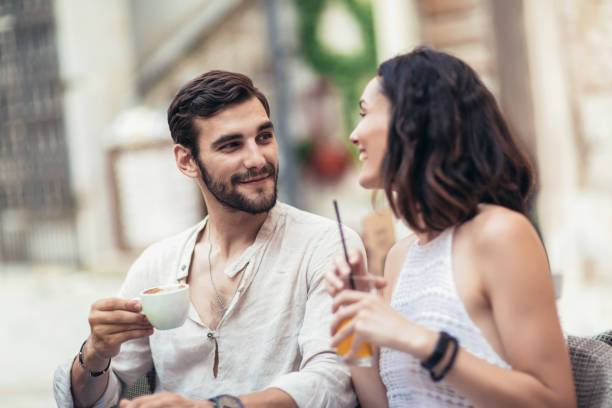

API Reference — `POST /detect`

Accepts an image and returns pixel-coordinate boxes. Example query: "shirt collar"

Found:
[175,203,283,281]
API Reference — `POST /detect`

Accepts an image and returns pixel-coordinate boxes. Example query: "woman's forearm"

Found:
[350,365,389,408]
[395,330,575,408]
[444,347,574,408]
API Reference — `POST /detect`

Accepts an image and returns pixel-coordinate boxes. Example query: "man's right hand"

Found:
[86,298,154,361]
[71,299,154,408]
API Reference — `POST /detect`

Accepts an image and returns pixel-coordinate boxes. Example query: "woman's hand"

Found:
[325,248,386,296]
[330,289,436,361]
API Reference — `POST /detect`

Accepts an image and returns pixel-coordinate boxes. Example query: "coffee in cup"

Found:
[139,283,189,330]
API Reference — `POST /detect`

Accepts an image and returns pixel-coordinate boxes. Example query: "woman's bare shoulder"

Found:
[459,204,548,289]
[460,204,538,251]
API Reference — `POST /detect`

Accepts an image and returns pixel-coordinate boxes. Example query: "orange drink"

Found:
[331,200,374,366]
[335,275,376,367]
[336,319,373,366]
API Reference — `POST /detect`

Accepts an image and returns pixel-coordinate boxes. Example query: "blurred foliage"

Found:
[296,0,377,140]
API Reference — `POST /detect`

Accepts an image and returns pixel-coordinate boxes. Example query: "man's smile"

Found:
[239,174,272,185]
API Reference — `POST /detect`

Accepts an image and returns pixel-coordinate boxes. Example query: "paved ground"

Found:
[1,265,610,407]
[0,265,123,407]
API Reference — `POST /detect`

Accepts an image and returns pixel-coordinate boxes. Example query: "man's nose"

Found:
[242,141,267,169]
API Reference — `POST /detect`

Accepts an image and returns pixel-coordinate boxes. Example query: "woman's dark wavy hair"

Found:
[167,70,270,157]
[378,47,534,233]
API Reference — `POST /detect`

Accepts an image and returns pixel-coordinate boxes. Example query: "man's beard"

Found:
[195,157,278,214]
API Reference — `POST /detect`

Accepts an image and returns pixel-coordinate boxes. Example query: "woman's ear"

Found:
[174,144,200,179]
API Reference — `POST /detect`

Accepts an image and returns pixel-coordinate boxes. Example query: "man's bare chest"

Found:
[187,253,244,330]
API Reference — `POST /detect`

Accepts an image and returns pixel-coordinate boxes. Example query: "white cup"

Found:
[138,283,190,330]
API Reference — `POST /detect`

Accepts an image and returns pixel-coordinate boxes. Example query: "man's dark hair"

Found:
[167,70,270,158]
[378,47,534,233]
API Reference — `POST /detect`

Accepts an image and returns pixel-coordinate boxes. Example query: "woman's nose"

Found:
[349,129,359,145]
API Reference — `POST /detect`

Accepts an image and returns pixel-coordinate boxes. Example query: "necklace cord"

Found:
[207,223,248,317]
[208,225,228,315]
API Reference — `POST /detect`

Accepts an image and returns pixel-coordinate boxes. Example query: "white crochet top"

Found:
[379,227,511,407]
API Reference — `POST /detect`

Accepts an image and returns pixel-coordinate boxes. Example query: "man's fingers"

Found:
[120,394,153,407]
[120,392,180,408]
[91,327,154,353]
[112,328,155,344]
[98,322,154,337]
[91,309,150,326]
[93,298,142,313]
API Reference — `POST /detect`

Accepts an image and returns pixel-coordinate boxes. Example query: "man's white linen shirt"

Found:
[54,203,363,408]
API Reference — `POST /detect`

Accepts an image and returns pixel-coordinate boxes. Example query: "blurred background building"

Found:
[1,0,611,405]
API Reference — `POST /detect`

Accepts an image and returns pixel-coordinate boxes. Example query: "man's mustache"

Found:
[231,163,276,184]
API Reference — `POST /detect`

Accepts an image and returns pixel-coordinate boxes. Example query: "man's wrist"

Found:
[208,394,243,408]
[80,339,111,375]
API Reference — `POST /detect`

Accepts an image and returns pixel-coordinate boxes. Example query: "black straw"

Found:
[333,200,356,290]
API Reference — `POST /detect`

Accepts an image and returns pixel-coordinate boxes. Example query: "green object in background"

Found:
[296,0,377,155]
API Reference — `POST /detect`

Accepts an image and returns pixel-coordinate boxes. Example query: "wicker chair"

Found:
[567,333,612,408]
[120,369,156,401]
[110,369,156,407]
[593,330,612,347]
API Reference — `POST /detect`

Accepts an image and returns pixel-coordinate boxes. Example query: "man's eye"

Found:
[258,132,273,141]
[220,142,240,150]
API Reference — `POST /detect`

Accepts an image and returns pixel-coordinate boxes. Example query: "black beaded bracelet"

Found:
[420,331,459,382]
[78,339,111,377]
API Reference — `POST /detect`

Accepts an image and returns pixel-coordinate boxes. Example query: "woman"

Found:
[326,47,576,407]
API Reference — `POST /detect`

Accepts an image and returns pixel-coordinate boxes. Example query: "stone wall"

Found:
[418,0,499,93]
[142,1,271,113]
[559,0,612,285]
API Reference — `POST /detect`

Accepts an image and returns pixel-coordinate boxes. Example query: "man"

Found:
[53,71,363,408]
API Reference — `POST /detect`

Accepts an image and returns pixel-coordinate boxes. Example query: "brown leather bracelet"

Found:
[78,339,111,377]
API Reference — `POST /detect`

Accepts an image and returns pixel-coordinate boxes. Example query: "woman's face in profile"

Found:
[350,77,391,189]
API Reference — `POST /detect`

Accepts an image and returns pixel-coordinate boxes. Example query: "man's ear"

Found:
[174,144,200,179]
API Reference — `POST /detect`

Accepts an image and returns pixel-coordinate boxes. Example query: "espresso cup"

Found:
[138,283,190,330]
